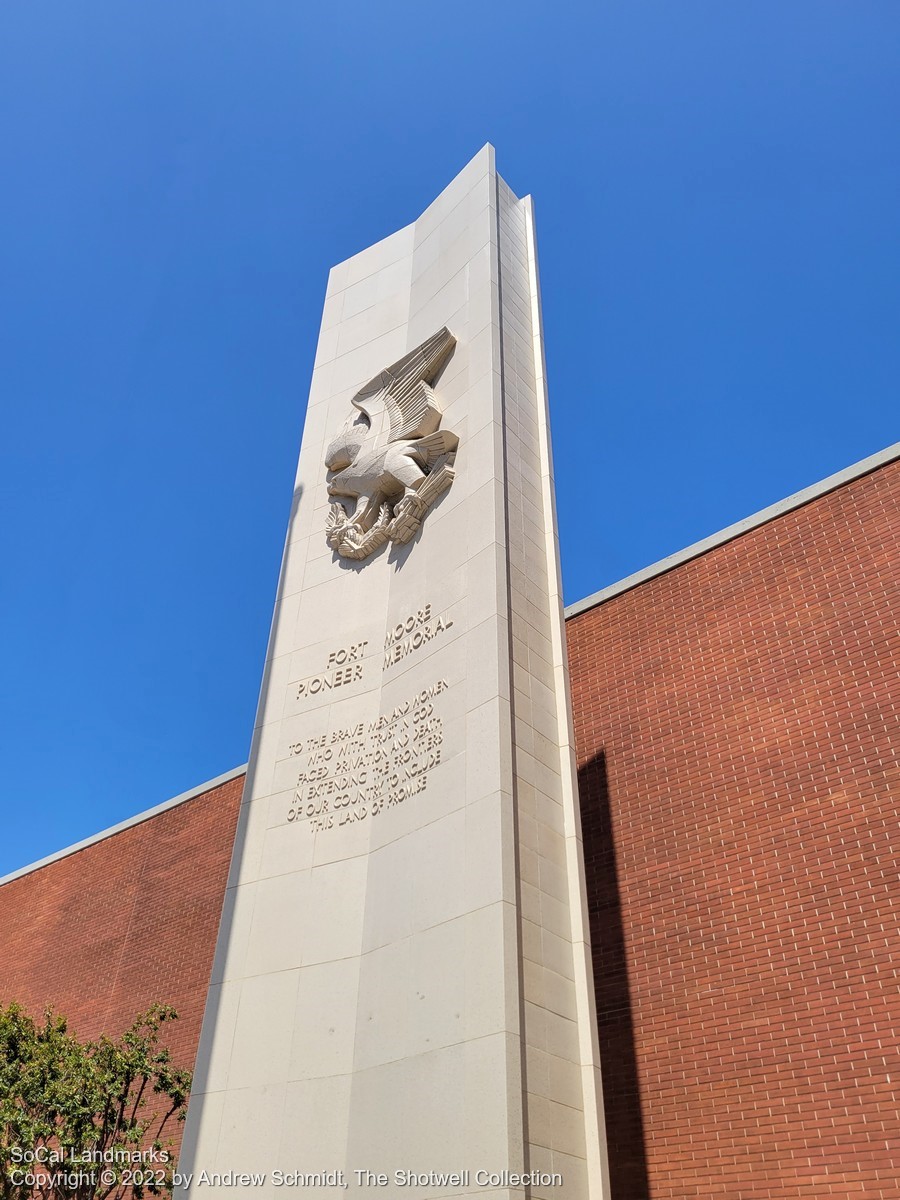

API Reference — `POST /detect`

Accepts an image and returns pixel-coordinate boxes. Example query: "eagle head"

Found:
[325,412,369,472]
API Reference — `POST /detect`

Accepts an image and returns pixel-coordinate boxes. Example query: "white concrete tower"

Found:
[178,147,610,1200]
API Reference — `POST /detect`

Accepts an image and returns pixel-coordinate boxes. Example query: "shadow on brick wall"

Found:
[578,750,650,1200]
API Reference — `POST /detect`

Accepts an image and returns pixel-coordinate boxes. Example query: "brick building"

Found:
[2,445,897,1199]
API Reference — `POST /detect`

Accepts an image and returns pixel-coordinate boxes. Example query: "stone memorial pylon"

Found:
[178,147,610,1199]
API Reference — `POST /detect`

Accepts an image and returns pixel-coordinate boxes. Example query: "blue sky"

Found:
[1,1,897,875]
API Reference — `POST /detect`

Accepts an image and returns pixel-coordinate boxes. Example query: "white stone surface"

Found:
[179,147,609,1200]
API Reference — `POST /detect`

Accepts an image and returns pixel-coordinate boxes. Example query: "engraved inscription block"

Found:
[287,679,449,831]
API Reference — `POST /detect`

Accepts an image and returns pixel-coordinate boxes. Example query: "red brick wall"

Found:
[567,460,900,1200]
[0,773,243,1155]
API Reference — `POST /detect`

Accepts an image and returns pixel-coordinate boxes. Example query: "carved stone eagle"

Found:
[324,328,458,560]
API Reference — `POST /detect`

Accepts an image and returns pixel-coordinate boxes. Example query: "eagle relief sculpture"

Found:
[324,327,459,561]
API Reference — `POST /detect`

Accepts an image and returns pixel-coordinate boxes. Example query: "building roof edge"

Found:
[0,764,249,888]
[564,441,900,620]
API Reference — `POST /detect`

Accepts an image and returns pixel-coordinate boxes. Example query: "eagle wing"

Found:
[351,327,456,443]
